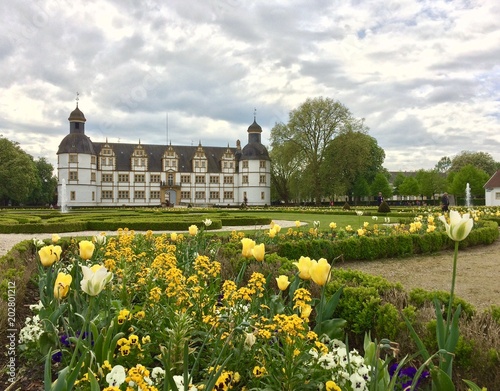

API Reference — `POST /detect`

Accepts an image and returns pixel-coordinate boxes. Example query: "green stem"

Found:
[446,241,459,334]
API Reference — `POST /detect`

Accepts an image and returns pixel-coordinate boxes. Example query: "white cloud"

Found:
[0,0,499,173]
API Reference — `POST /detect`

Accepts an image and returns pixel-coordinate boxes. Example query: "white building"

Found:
[57,105,271,208]
[484,170,500,207]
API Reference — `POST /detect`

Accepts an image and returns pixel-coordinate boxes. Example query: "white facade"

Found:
[484,170,500,207]
[57,106,271,208]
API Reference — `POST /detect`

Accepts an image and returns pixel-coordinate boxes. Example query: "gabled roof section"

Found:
[92,142,238,173]
[484,170,500,189]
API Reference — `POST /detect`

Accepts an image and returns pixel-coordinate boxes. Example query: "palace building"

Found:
[57,105,271,208]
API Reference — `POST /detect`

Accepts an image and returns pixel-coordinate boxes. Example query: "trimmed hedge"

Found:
[276,221,498,261]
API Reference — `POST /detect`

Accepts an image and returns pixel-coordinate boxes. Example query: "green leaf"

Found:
[462,379,484,391]
[430,367,455,391]
[433,298,446,349]
[88,370,101,391]
[39,332,58,355]
[314,318,346,340]
[323,286,343,319]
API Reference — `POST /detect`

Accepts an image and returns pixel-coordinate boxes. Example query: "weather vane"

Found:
[254,107,257,121]
[76,91,79,107]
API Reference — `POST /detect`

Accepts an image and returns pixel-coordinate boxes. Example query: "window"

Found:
[261,192,265,200]
[118,174,129,182]
[102,174,113,182]
[223,176,233,184]
[135,174,145,183]
[69,154,78,163]
[102,190,113,199]
[167,174,174,186]
[195,175,205,184]
[223,162,227,168]
[260,175,266,184]
[150,191,160,199]
[242,161,248,169]
[201,161,206,168]
[91,156,96,164]
[118,191,129,199]
[195,161,199,168]
[223,191,233,199]
[181,191,190,199]
[69,171,78,181]
[210,176,219,184]
[496,192,500,200]
[92,191,95,201]
[195,191,205,199]
[70,191,76,200]
[181,175,190,183]
[260,160,266,168]
[242,175,249,184]
[91,172,96,182]
[230,162,233,168]
[134,190,145,199]
[150,174,161,183]
[210,191,219,199]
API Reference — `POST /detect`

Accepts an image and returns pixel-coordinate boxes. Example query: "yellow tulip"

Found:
[79,240,95,260]
[329,222,337,229]
[300,304,312,319]
[268,228,276,238]
[309,258,331,286]
[274,224,281,233]
[38,245,62,267]
[295,220,301,228]
[52,234,61,243]
[53,272,72,299]
[276,275,290,291]
[293,256,313,280]
[188,225,198,236]
[251,243,265,262]
[170,232,178,241]
[241,238,256,258]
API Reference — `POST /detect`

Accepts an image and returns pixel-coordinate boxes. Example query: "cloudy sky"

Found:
[1,0,499,173]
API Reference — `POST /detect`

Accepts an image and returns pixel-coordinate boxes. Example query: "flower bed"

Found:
[7,210,500,390]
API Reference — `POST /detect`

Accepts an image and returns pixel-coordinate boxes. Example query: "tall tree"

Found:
[0,136,38,205]
[450,151,497,176]
[270,97,364,205]
[321,130,385,200]
[435,156,452,173]
[392,173,406,196]
[398,176,420,198]
[27,157,58,206]
[370,172,392,200]
[415,169,446,202]
[269,138,302,204]
[448,164,489,203]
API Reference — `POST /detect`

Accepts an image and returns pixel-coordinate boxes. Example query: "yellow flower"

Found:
[38,245,62,267]
[53,272,72,299]
[170,232,178,241]
[276,275,290,291]
[309,258,331,286]
[268,228,277,238]
[326,380,341,391]
[329,222,337,229]
[252,366,266,378]
[357,228,365,236]
[251,243,265,262]
[439,210,473,242]
[241,238,256,258]
[300,304,312,319]
[295,220,301,228]
[273,224,282,233]
[79,240,95,260]
[188,225,198,236]
[80,264,113,296]
[51,234,61,243]
[293,256,313,280]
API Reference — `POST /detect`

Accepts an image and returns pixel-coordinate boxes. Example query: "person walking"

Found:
[377,192,384,206]
[441,192,450,212]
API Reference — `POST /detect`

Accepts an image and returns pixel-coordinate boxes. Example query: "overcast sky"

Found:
[1,0,499,173]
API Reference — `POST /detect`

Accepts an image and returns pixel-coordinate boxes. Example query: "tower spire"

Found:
[76,91,79,107]
[253,107,256,121]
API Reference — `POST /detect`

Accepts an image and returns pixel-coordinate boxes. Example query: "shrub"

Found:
[378,200,391,213]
